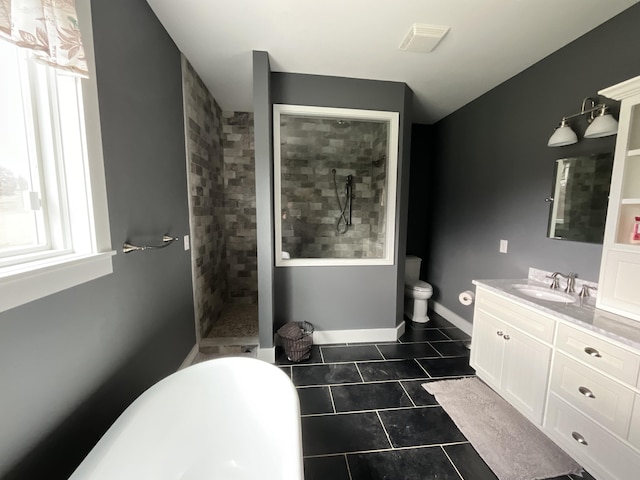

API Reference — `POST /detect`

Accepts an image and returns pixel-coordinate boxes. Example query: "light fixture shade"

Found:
[548,124,578,147]
[584,113,618,138]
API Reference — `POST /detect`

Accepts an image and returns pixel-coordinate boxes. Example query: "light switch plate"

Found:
[500,239,508,253]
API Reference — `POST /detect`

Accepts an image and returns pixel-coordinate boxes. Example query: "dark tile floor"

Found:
[276,311,594,480]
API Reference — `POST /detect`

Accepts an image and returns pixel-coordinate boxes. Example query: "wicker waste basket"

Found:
[277,321,314,362]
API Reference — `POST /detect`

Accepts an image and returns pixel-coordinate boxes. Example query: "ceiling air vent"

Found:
[399,24,450,53]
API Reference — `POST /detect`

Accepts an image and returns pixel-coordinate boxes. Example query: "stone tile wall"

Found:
[182,57,228,338]
[222,112,258,304]
[279,116,389,258]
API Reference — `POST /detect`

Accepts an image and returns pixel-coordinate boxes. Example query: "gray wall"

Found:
[416,3,640,323]
[0,0,194,477]
[269,73,412,331]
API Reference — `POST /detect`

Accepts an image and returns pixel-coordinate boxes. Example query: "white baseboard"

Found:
[432,301,473,336]
[313,321,405,345]
[179,344,199,370]
[257,346,275,363]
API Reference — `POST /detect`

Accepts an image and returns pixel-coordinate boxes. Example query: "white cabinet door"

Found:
[501,331,552,424]
[470,311,505,390]
[599,248,640,321]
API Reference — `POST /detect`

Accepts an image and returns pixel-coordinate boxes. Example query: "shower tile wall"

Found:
[222,112,258,305]
[182,57,228,338]
[280,117,388,259]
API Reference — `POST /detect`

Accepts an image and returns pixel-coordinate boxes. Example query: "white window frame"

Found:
[0,0,114,313]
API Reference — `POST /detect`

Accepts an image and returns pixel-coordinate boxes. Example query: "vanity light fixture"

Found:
[547,97,618,147]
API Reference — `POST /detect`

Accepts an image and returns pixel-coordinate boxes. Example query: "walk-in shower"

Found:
[273,105,399,266]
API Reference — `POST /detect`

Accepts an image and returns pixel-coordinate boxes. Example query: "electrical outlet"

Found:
[499,239,508,253]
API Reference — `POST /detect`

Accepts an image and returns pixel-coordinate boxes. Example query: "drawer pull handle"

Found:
[503,334,510,341]
[496,331,504,336]
[572,432,588,446]
[578,386,596,399]
[584,347,601,358]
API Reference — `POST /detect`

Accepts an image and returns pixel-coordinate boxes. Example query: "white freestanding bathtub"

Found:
[69,357,303,480]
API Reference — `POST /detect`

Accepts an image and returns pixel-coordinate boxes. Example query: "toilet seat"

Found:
[407,280,433,294]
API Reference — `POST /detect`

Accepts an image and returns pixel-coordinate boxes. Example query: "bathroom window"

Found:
[0,1,113,313]
[274,105,399,266]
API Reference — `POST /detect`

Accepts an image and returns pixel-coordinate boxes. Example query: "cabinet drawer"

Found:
[545,394,640,480]
[476,289,555,343]
[550,352,634,438]
[555,323,640,385]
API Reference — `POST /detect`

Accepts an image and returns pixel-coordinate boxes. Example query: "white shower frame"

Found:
[273,104,399,267]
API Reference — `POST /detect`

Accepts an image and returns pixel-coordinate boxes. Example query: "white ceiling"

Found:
[145,0,638,124]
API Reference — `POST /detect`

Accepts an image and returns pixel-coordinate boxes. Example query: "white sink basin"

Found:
[512,284,577,304]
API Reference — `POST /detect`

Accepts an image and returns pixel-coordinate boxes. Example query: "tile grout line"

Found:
[414,358,432,378]
[440,445,465,480]
[319,346,326,364]
[343,453,354,480]
[375,410,395,450]
[374,343,387,360]
[398,380,417,408]
[300,404,440,418]
[353,361,365,383]
[327,385,337,414]
[302,441,474,460]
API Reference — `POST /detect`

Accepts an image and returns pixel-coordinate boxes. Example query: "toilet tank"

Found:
[405,256,422,283]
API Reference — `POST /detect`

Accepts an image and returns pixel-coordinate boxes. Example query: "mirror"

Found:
[273,105,399,266]
[547,153,613,243]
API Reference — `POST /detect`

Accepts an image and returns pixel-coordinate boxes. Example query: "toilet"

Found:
[404,255,433,323]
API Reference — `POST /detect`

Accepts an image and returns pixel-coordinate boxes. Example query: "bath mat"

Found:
[423,377,582,480]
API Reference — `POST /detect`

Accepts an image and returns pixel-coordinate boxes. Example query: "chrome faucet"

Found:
[546,272,562,289]
[578,284,598,297]
[546,272,576,293]
[564,273,576,294]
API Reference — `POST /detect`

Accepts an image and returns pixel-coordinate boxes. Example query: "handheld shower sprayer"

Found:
[331,170,353,234]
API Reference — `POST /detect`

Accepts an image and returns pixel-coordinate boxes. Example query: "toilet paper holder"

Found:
[459,290,475,306]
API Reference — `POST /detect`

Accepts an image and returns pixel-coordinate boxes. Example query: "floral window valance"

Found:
[0,0,88,77]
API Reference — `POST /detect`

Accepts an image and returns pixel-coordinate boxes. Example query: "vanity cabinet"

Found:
[545,322,640,480]
[597,75,640,321]
[470,288,553,424]
[471,283,640,480]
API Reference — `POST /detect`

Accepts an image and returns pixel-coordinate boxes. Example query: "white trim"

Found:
[432,301,473,336]
[273,104,399,267]
[257,346,276,363]
[0,251,116,313]
[599,75,640,101]
[179,344,199,370]
[312,321,405,345]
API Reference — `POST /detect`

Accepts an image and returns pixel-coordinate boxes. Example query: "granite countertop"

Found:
[472,278,640,351]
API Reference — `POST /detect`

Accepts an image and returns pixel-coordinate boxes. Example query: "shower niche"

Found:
[274,105,399,266]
